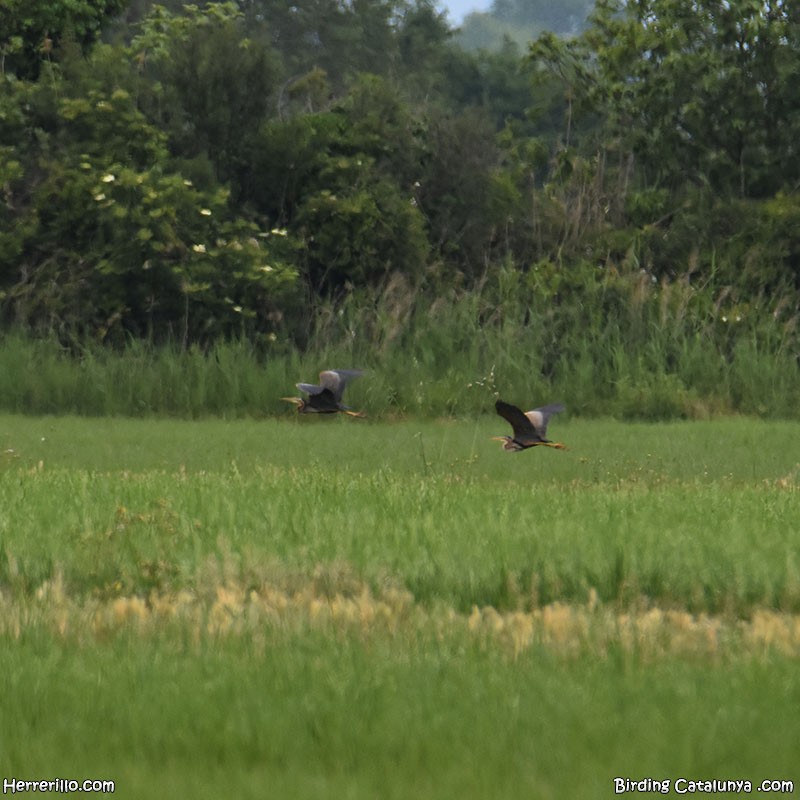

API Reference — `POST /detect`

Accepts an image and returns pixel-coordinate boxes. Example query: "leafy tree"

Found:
[130,2,280,188]
[247,75,429,291]
[583,0,800,198]
[416,107,504,270]
[456,0,593,52]
[0,0,128,79]
[492,0,592,34]
[528,0,800,290]
[395,0,453,90]
[241,0,402,92]
[398,7,534,128]
[0,62,298,344]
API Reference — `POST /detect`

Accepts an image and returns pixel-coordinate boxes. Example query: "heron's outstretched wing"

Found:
[524,403,565,438]
[495,400,536,438]
[297,382,324,396]
[319,369,364,402]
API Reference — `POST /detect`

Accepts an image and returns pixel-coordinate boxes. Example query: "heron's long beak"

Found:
[281,396,303,407]
[343,409,366,418]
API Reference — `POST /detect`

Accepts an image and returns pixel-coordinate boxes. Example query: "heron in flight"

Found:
[492,399,566,451]
[282,369,366,417]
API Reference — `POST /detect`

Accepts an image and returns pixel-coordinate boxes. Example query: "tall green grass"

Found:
[1,267,799,418]
[4,626,799,800]
[2,415,800,797]
[2,415,799,614]
[4,463,799,614]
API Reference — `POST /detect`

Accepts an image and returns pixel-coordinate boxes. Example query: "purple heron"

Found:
[493,399,566,451]
[282,369,366,417]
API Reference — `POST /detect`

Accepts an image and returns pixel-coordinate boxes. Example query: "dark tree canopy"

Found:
[1,0,129,79]
[2,0,800,346]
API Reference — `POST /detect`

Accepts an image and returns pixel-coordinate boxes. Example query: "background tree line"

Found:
[2,0,539,345]
[1,0,800,417]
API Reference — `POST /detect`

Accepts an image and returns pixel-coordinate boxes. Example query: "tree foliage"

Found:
[0,20,297,345]
[585,0,800,198]
[456,0,594,51]
[0,0,129,79]
[529,0,800,292]
[2,0,800,349]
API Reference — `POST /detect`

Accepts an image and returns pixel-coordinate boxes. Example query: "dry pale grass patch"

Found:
[4,568,800,661]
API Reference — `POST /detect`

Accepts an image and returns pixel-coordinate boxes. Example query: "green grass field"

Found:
[2,413,799,798]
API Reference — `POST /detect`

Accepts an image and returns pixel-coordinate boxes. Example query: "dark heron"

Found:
[492,399,566,451]
[282,369,366,417]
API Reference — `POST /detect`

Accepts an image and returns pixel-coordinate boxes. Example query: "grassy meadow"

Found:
[2,412,800,798]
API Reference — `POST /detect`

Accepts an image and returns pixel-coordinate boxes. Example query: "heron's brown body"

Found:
[282,369,365,417]
[493,399,566,451]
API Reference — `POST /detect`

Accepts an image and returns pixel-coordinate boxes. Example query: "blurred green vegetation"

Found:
[0,264,798,418]
[2,413,800,795]
[2,0,800,418]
